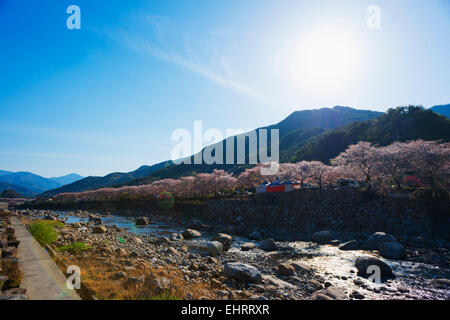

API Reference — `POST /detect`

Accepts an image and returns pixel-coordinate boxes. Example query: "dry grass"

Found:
[57,253,215,300]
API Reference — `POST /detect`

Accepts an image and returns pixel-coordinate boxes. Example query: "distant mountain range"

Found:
[0,172,84,197]
[33,104,450,197]
[39,162,172,197]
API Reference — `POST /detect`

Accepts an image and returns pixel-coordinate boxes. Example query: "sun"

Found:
[288,27,361,96]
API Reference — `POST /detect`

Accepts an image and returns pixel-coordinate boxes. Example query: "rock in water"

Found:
[312,231,333,244]
[378,242,405,260]
[135,217,150,226]
[260,238,278,251]
[224,262,262,283]
[355,256,394,279]
[182,229,201,239]
[365,232,398,250]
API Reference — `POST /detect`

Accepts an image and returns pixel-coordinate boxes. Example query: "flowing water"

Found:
[46,211,450,300]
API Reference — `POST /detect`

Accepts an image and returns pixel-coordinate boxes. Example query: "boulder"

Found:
[338,240,360,251]
[262,275,296,289]
[277,263,296,276]
[312,231,333,244]
[291,261,313,274]
[92,225,107,234]
[135,217,150,226]
[241,243,256,251]
[191,241,223,256]
[213,233,233,251]
[355,256,394,279]
[310,287,348,300]
[223,262,262,283]
[43,215,56,221]
[182,229,201,239]
[378,242,405,260]
[365,232,398,250]
[260,238,278,251]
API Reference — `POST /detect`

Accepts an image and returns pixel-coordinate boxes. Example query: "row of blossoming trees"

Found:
[54,140,449,202]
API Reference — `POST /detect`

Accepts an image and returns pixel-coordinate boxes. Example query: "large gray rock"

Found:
[260,238,278,251]
[182,229,202,239]
[224,262,262,283]
[379,242,405,260]
[213,233,232,251]
[310,287,348,300]
[338,240,360,251]
[355,256,394,279]
[312,231,333,244]
[262,275,296,289]
[191,241,223,256]
[365,232,398,250]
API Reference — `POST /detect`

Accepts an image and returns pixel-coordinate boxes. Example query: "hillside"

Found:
[294,105,450,163]
[40,161,172,197]
[430,104,450,118]
[40,106,381,194]
[125,106,383,186]
[0,172,61,194]
[0,181,35,197]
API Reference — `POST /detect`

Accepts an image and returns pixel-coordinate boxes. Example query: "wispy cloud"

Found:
[95,18,270,103]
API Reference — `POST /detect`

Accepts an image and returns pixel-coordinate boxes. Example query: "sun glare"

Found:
[288,27,361,96]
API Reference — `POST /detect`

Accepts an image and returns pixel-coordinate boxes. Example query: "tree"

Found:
[332,142,381,183]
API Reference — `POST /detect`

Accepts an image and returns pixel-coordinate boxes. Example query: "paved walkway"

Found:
[11,217,81,300]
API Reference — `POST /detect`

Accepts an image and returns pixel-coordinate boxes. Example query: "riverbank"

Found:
[14,208,450,300]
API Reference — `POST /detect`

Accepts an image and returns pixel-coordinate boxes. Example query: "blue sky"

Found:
[0,0,449,177]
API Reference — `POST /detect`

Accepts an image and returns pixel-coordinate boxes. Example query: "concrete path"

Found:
[11,217,81,300]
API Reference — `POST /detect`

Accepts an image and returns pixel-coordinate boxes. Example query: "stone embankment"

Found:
[196,190,449,244]
[0,209,26,300]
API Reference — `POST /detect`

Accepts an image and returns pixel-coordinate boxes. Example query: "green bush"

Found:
[57,242,91,254]
[29,220,63,246]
